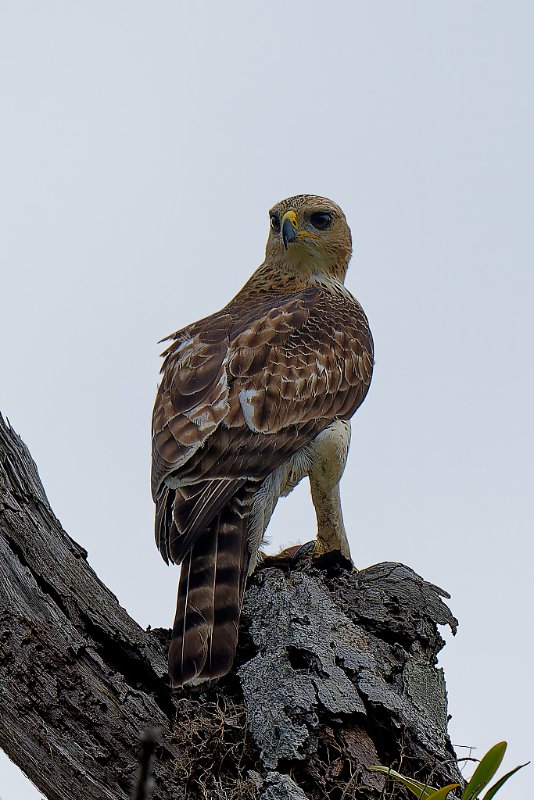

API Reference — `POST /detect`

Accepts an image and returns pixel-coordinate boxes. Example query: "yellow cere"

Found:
[281,209,319,240]
[281,209,298,227]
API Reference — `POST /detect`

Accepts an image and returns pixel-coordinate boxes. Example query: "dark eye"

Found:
[270,214,281,233]
[310,212,332,231]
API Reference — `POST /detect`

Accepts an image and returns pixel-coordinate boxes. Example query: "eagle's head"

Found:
[265,194,353,281]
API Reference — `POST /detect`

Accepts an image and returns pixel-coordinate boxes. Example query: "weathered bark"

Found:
[0,415,463,799]
[0,415,178,800]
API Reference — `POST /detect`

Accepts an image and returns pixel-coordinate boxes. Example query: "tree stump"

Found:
[0,414,462,799]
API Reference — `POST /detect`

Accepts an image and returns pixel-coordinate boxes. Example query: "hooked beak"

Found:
[281,210,299,250]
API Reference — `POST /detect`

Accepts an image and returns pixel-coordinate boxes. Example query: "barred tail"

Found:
[168,491,252,687]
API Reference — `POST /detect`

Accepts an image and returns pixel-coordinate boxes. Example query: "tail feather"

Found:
[168,489,253,687]
[169,526,217,685]
[203,503,249,681]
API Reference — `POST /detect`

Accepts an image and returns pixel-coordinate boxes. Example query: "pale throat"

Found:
[280,251,349,290]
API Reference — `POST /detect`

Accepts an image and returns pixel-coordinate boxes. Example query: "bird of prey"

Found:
[152,194,374,687]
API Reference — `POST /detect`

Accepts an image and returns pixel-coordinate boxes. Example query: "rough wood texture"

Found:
[0,415,463,799]
[0,415,180,800]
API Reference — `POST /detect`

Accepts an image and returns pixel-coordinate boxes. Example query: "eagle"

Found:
[152,194,374,687]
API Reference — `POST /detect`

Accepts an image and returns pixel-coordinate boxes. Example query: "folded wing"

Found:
[151,287,373,565]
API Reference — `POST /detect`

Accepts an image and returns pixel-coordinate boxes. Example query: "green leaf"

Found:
[370,766,436,799]
[462,742,507,800]
[426,784,461,799]
[482,762,529,800]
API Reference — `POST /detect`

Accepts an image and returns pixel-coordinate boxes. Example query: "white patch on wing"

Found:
[164,444,203,487]
[175,336,203,361]
[185,408,215,428]
[184,371,229,429]
[239,389,261,433]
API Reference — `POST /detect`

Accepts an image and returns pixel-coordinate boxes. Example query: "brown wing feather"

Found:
[152,287,373,565]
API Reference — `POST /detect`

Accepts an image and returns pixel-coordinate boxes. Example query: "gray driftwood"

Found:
[0,414,463,799]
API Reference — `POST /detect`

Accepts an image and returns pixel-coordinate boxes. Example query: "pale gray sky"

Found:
[1,2,532,798]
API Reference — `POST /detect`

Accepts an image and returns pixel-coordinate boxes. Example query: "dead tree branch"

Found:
[0,415,463,799]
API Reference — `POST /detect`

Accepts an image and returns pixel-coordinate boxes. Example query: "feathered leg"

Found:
[308,420,352,560]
